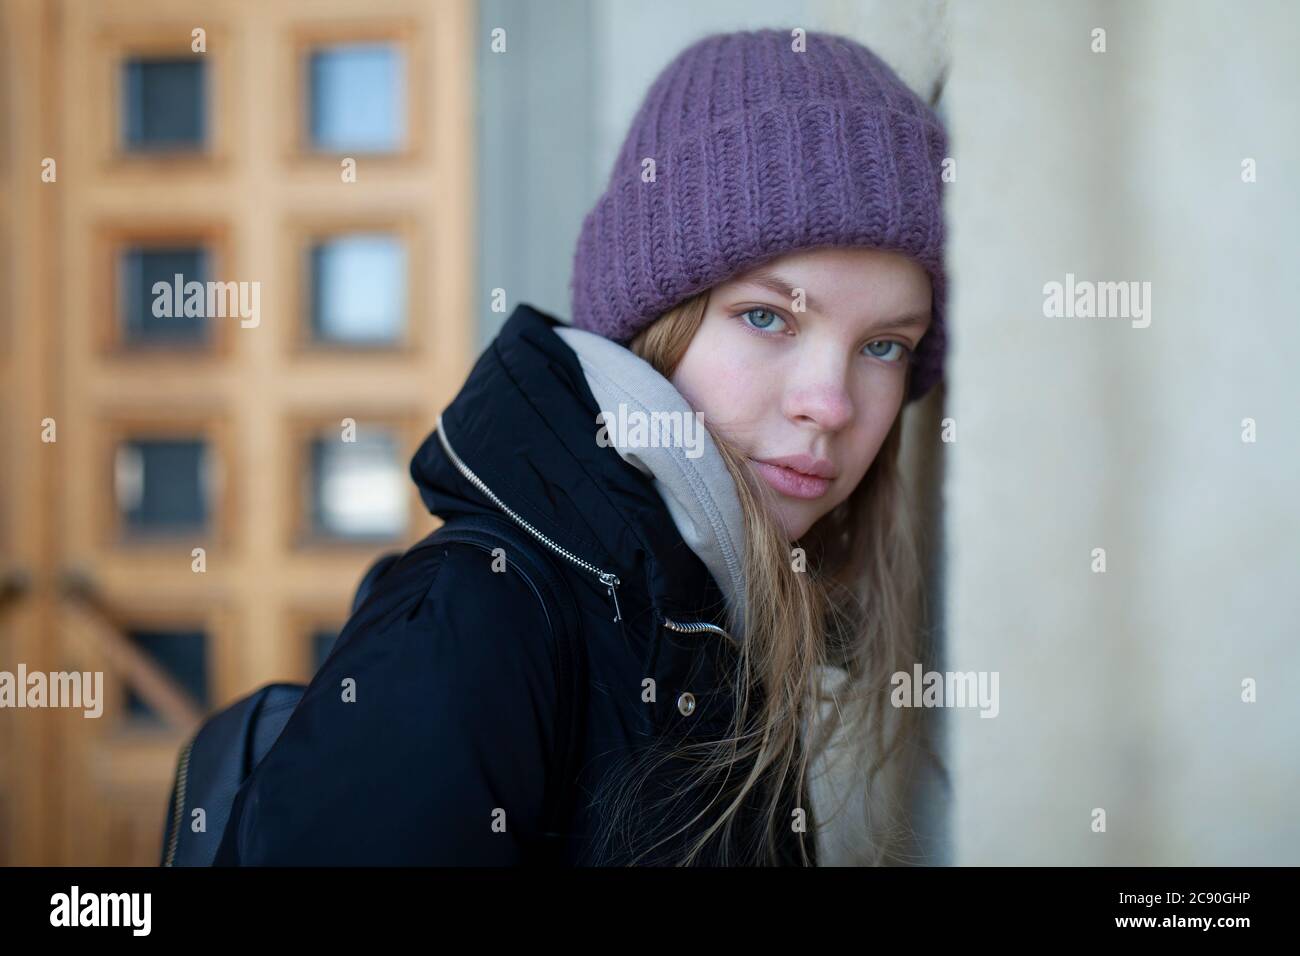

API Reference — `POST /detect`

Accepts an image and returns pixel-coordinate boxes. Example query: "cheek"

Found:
[670,328,771,432]
[836,395,899,492]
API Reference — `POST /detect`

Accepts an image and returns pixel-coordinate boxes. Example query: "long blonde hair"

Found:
[588,288,938,866]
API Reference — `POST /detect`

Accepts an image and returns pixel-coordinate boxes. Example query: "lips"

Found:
[756,454,837,479]
[750,454,837,500]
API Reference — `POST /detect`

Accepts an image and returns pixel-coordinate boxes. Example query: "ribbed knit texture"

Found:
[569,28,949,402]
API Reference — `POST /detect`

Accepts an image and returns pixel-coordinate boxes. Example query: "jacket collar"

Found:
[410,303,734,633]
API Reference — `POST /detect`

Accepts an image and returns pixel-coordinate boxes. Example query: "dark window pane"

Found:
[312,628,340,673]
[115,438,213,535]
[309,235,406,344]
[119,246,211,347]
[124,628,208,723]
[308,431,405,539]
[308,44,404,153]
[122,57,206,152]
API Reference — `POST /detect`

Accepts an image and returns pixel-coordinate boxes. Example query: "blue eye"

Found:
[740,308,787,334]
[864,340,907,363]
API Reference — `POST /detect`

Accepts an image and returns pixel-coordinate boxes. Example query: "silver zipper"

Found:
[663,615,736,645]
[163,735,194,867]
[436,412,623,622]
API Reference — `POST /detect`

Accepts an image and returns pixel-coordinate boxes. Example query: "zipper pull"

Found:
[599,572,622,623]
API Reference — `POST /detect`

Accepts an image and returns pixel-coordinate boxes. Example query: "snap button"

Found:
[677,692,696,717]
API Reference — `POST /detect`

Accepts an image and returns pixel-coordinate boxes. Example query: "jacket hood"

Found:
[409,303,735,632]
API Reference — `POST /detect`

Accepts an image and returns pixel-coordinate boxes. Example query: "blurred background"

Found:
[1,0,1297,867]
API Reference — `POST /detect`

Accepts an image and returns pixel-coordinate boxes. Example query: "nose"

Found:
[782,348,854,432]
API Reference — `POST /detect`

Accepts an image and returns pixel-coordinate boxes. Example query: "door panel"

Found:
[0,0,473,865]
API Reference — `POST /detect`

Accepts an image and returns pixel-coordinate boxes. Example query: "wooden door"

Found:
[0,0,474,865]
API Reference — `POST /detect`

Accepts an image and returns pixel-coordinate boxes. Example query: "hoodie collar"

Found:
[554,326,746,634]
[409,303,736,633]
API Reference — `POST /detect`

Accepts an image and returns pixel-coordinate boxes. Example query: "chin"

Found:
[774,509,815,542]
[739,467,821,540]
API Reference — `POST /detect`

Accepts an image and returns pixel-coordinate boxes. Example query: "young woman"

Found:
[216,27,947,867]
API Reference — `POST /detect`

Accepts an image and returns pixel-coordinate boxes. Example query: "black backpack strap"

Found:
[415,514,588,862]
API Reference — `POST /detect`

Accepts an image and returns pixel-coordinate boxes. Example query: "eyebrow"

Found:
[737,269,931,333]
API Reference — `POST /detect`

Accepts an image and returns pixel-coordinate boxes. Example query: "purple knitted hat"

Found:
[569,28,949,402]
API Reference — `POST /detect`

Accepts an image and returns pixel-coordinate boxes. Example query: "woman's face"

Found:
[670,246,932,540]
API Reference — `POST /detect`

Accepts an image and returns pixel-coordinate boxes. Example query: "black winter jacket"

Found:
[213,303,815,866]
